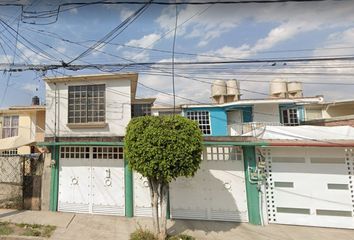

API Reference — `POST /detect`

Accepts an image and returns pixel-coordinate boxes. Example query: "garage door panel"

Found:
[58,157,91,213]
[170,146,248,222]
[58,146,125,216]
[263,147,354,229]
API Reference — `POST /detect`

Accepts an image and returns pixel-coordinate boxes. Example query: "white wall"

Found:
[253,103,280,123]
[45,79,131,137]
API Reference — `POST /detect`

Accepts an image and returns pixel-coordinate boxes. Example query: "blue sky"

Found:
[0,0,354,107]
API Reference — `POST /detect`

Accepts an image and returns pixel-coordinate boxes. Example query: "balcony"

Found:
[228,122,283,136]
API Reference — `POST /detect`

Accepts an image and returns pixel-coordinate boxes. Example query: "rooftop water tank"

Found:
[32,96,40,105]
[287,81,303,98]
[211,80,227,97]
[226,79,241,102]
[270,78,287,98]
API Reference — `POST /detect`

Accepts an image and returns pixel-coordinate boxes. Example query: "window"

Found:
[93,147,123,160]
[0,148,18,156]
[2,115,19,138]
[282,108,299,126]
[60,147,90,159]
[68,84,105,124]
[132,104,152,117]
[203,146,242,161]
[186,111,211,135]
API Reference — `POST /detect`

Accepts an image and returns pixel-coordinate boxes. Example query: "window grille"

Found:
[203,146,242,161]
[60,147,90,159]
[93,147,123,160]
[186,111,211,135]
[0,148,18,157]
[282,108,300,126]
[68,84,105,124]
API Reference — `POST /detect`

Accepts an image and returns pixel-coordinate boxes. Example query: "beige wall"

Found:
[0,110,45,154]
[35,111,45,142]
[324,104,354,118]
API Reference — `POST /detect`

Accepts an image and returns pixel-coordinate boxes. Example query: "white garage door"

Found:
[170,146,249,222]
[58,146,125,216]
[133,172,153,217]
[262,147,354,229]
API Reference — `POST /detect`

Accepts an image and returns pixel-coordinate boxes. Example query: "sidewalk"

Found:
[1,209,354,240]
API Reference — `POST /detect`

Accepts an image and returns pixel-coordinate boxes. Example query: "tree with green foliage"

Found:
[125,115,203,240]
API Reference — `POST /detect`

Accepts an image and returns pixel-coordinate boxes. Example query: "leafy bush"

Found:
[130,228,157,240]
[168,234,196,240]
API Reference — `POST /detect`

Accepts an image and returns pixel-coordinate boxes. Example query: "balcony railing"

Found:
[228,122,283,136]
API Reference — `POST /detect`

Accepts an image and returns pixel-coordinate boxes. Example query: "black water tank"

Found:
[32,96,40,105]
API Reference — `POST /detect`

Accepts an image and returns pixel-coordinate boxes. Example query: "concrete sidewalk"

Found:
[1,209,354,240]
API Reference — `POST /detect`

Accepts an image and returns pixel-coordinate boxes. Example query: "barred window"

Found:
[282,108,299,126]
[60,147,90,159]
[186,111,211,135]
[203,146,242,161]
[93,147,123,160]
[0,148,18,157]
[68,84,105,124]
[2,115,19,138]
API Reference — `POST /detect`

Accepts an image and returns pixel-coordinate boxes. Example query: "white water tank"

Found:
[211,80,227,96]
[226,79,240,95]
[211,80,227,104]
[270,78,287,98]
[287,81,303,98]
[225,79,241,102]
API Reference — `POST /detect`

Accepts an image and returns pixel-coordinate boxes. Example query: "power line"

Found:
[67,1,152,64]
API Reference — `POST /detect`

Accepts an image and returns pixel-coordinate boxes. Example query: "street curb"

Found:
[0,235,45,240]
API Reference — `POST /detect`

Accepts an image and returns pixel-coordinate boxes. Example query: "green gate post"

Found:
[125,159,134,217]
[243,146,262,225]
[49,145,60,211]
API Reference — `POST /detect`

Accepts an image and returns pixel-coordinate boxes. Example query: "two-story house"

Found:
[164,79,354,229]
[41,73,156,217]
[0,99,45,156]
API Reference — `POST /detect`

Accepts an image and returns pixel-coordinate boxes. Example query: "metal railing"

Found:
[228,122,283,136]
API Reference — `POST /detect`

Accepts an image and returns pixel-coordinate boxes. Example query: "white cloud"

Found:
[69,8,78,15]
[126,33,161,48]
[155,1,354,48]
[119,8,135,21]
[122,33,161,61]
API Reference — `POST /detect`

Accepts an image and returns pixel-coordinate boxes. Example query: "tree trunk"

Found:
[158,183,169,240]
[148,178,160,236]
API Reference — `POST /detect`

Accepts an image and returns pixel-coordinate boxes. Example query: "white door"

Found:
[58,146,125,216]
[133,172,153,217]
[58,147,91,213]
[262,147,354,229]
[170,146,249,222]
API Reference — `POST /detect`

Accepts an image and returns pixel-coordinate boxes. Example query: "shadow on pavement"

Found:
[0,210,23,219]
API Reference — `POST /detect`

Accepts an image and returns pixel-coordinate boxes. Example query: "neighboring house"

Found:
[0,101,45,155]
[163,80,354,229]
[303,99,354,126]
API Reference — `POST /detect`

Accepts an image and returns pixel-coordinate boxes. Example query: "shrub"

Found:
[130,228,157,240]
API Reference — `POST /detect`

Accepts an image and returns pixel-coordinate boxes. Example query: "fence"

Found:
[0,154,43,210]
